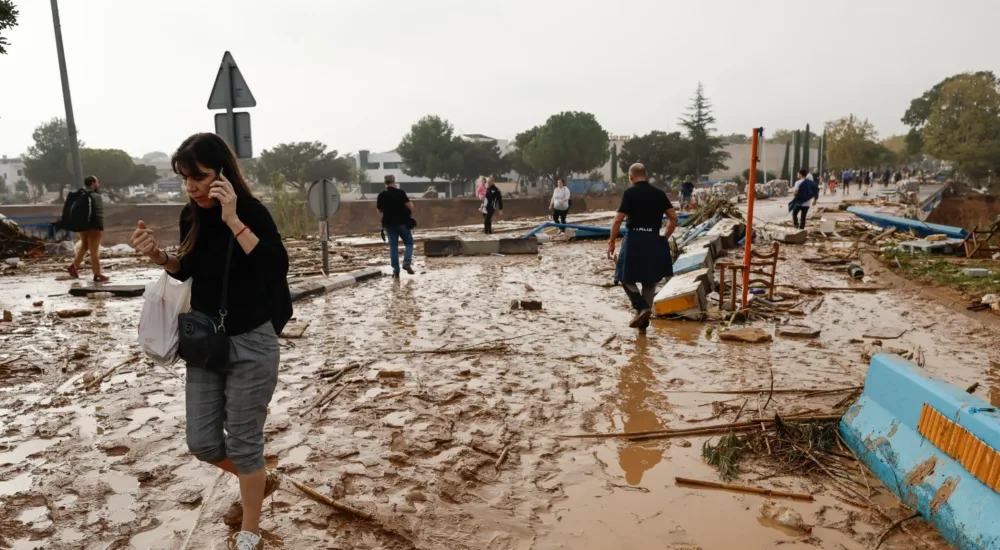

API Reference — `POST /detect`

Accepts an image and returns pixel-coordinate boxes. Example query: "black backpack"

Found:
[58,189,93,231]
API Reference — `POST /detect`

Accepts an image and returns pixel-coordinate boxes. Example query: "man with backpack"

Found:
[65,175,109,282]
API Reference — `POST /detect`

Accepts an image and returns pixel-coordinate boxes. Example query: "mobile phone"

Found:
[212,168,225,205]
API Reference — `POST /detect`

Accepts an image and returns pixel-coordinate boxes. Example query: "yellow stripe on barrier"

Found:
[917,404,1000,491]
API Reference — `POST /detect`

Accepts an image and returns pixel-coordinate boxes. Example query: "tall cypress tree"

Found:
[802,124,811,173]
[610,143,618,182]
[780,141,791,180]
[792,131,801,175]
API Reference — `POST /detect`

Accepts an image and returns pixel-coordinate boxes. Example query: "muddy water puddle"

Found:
[0,235,992,549]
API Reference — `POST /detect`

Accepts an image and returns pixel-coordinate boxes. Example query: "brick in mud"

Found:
[519,300,542,311]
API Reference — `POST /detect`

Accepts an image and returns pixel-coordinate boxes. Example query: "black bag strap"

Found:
[217,234,236,332]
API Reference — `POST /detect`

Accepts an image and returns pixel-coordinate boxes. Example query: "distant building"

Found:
[357,134,514,197]
[0,156,28,193]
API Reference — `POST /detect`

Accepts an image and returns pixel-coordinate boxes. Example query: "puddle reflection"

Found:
[616,336,665,485]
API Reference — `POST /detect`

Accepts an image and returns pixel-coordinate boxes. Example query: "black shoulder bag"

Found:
[178,236,234,370]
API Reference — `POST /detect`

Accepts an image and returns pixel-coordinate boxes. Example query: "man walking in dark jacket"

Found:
[68,175,109,282]
[376,175,416,277]
[483,177,503,234]
[608,164,678,332]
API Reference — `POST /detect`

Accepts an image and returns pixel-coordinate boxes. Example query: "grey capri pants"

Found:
[185,321,280,475]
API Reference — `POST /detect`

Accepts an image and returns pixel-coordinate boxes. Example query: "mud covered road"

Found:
[1,200,997,549]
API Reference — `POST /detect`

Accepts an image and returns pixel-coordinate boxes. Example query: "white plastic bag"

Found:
[137,272,191,365]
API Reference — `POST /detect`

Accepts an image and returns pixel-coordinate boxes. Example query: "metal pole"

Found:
[222,61,236,149]
[50,0,83,191]
[320,179,329,274]
[741,128,761,309]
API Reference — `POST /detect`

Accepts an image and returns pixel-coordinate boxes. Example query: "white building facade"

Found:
[0,156,28,193]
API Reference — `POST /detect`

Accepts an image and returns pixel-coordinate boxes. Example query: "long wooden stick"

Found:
[664,386,860,396]
[874,512,919,549]
[299,364,359,417]
[561,414,841,441]
[285,476,373,520]
[675,477,814,501]
[85,353,141,388]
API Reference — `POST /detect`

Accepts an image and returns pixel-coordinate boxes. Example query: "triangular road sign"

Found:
[207,51,256,109]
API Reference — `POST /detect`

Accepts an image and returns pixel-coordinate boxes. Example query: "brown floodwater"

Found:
[0,196,994,549]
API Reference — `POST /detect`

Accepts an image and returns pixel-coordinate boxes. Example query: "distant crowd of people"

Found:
[820,168,928,197]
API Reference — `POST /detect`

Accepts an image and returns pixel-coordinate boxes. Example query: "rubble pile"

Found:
[744,180,790,199]
[0,214,43,258]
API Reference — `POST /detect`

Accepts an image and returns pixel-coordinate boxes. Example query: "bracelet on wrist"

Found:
[154,250,169,266]
[235,225,251,238]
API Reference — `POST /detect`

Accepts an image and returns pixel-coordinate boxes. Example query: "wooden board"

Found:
[69,285,145,298]
[280,321,310,339]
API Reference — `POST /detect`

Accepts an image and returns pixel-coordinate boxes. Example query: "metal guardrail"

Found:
[4,216,72,242]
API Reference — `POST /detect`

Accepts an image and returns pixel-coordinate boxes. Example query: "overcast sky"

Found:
[1,0,996,160]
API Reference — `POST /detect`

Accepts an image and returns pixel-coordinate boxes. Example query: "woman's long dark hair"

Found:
[171,133,255,255]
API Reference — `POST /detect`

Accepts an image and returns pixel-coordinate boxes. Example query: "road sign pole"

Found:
[222,61,236,149]
[50,0,83,190]
[321,179,329,275]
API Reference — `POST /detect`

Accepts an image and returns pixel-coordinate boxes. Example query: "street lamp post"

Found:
[49,0,83,191]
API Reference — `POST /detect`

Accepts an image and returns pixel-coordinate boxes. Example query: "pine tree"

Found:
[792,131,801,175]
[780,141,791,180]
[610,143,618,182]
[678,83,731,181]
[802,124,811,173]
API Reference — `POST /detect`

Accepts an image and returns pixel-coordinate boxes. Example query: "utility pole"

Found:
[49,0,83,191]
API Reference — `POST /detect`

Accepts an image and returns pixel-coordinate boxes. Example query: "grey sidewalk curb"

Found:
[289,267,383,302]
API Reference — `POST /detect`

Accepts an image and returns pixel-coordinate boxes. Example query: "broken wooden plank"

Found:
[69,285,146,298]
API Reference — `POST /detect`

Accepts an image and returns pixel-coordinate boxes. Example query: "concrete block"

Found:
[347,267,383,283]
[461,240,501,255]
[686,234,723,258]
[841,354,1000,550]
[423,237,464,257]
[899,239,964,255]
[498,238,539,255]
[321,274,356,292]
[963,268,991,278]
[706,219,745,249]
[289,282,324,302]
[773,228,807,245]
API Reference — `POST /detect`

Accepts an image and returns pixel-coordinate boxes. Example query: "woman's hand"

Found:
[131,220,163,262]
[209,173,238,223]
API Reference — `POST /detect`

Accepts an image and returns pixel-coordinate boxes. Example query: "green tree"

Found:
[768,129,795,145]
[508,126,542,187]
[922,74,1000,181]
[902,71,998,156]
[80,148,135,192]
[824,115,880,170]
[441,138,509,194]
[0,0,18,55]
[792,131,801,175]
[131,164,159,187]
[678,83,730,181]
[720,133,750,144]
[610,143,618,182]
[618,131,691,187]
[523,111,609,183]
[256,142,354,194]
[397,115,457,187]
[780,141,791,180]
[23,118,84,197]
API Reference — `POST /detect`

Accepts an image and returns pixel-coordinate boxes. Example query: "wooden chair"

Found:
[963,221,1000,259]
[717,242,780,311]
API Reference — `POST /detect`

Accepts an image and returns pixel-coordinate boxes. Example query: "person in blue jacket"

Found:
[789,169,818,229]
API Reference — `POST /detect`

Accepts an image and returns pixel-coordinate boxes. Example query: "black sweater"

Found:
[485,186,503,211]
[169,199,292,336]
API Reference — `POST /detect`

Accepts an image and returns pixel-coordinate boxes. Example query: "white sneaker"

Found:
[232,531,262,550]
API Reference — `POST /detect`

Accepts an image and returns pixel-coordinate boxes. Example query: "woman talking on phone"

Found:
[131,133,292,550]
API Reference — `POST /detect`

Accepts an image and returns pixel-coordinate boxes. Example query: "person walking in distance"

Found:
[550,178,571,232]
[377,175,416,277]
[608,164,678,332]
[841,168,852,196]
[67,176,110,282]
[789,169,818,230]
[681,178,695,210]
[484,177,503,234]
[130,133,292,550]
